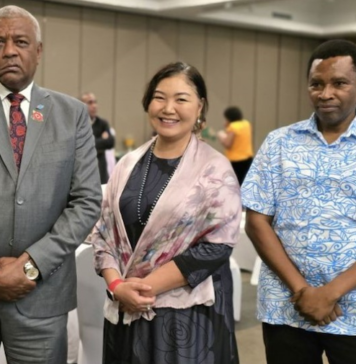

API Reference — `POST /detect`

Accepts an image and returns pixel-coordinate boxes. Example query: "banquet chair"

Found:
[67,308,80,363]
[250,257,262,286]
[230,257,242,321]
[231,211,257,272]
[0,345,6,364]
[76,244,106,364]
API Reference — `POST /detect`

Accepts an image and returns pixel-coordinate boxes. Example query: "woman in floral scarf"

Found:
[92,61,242,364]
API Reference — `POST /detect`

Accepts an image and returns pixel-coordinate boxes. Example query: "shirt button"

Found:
[9,239,13,246]
[17,199,24,205]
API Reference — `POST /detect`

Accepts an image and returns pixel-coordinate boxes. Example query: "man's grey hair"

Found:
[0,5,42,43]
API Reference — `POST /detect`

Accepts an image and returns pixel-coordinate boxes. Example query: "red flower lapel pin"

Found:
[31,104,44,122]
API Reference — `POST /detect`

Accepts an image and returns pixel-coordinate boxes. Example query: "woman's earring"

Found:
[193,118,202,133]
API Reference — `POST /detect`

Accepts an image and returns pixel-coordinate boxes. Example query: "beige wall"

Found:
[5,0,320,151]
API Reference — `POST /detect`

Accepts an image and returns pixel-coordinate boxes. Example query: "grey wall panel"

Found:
[231,29,257,123]
[299,38,320,120]
[277,36,302,128]
[0,1,323,154]
[205,24,233,152]
[80,8,115,123]
[254,33,279,150]
[147,18,178,79]
[42,3,81,97]
[177,21,206,74]
[115,13,148,148]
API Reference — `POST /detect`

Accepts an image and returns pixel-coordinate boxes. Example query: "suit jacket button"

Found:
[9,239,13,246]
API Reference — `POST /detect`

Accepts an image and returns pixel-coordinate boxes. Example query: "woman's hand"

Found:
[126,277,157,298]
[114,280,156,313]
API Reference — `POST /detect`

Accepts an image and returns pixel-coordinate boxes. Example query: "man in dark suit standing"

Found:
[0,5,102,363]
[80,92,115,183]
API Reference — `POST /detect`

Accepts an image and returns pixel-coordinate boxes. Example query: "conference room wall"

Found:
[4,0,319,151]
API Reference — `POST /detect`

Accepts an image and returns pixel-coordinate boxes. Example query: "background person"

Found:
[92,61,241,364]
[241,39,356,364]
[217,106,253,185]
[0,5,102,364]
[80,92,115,183]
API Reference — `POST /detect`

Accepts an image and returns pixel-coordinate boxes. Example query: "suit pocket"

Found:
[34,140,74,166]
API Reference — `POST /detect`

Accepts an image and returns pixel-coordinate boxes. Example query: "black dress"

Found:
[103,150,239,364]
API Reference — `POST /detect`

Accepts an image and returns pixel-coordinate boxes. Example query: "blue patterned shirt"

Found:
[241,115,356,335]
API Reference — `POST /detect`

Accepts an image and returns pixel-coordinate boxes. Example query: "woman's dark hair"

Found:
[307,39,356,77]
[224,106,243,122]
[142,61,208,121]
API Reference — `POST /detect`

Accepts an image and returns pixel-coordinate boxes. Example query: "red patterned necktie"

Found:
[8,93,26,170]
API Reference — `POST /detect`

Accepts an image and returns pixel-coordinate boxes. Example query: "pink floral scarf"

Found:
[92,134,242,324]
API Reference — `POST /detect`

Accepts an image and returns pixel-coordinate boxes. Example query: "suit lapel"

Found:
[0,101,17,182]
[17,85,51,187]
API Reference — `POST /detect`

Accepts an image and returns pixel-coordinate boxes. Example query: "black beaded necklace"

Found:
[137,142,180,226]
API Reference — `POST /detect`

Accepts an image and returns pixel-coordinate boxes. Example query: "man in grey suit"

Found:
[0,5,102,363]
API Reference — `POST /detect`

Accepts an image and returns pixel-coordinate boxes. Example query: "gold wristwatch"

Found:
[24,260,40,281]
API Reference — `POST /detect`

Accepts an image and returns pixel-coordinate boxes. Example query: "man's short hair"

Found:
[0,5,41,43]
[224,106,243,122]
[307,39,356,77]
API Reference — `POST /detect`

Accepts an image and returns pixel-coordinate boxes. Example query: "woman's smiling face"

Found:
[148,74,203,144]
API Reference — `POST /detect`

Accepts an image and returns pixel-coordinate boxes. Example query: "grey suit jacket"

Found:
[0,84,102,318]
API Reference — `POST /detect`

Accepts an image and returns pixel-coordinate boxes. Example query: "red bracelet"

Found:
[108,279,124,292]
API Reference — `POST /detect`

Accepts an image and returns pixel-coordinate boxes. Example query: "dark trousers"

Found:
[231,157,253,186]
[263,323,356,364]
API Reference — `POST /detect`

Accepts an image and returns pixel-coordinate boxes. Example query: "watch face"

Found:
[24,262,39,281]
[26,267,39,280]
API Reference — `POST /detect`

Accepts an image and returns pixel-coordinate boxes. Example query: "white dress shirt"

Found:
[0,81,34,126]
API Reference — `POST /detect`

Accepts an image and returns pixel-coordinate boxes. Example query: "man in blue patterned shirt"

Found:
[242,39,356,364]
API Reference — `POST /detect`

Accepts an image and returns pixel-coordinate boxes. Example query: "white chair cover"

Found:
[230,257,242,321]
[76,244,107,364]
[250,257,262,286]
[0,345,6,364]
[231,212,257,272]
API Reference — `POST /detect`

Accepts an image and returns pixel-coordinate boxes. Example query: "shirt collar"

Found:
[291,112,356,137]
[0,81,34,103]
